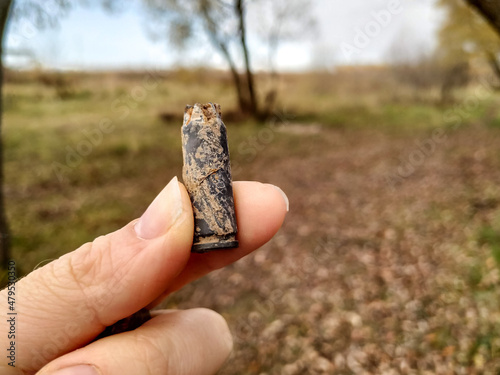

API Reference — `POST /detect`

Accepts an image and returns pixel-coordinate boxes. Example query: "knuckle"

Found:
[67,236,111,288]
[52,235,115,324]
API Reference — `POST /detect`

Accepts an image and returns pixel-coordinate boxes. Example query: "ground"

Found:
[3,68,500,373]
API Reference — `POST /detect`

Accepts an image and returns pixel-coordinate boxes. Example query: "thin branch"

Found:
[236,0,257,114]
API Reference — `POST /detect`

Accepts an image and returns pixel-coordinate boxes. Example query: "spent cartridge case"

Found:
[181,102,238,253]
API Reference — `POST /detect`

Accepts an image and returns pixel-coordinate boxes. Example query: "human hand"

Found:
[0,177,288,375]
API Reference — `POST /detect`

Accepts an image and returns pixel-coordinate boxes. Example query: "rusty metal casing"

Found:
[181,102,238,253]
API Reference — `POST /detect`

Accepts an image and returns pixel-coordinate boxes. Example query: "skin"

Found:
[0,181,288,375]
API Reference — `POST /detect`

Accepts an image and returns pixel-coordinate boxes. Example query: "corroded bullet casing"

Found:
[181,103,239,253]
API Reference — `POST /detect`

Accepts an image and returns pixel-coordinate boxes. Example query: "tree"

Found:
[235,0,256,116]
[436,0,497,97]
[142,0,314,119]
[250,0,315,117]
[463,0,500,77]
[201,0,256,116]
[143,0,258,116]
[0,0,14,272]
[465,0,500,35]
[437,0,500,69]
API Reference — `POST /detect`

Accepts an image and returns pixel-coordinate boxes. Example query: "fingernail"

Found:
[50,365,99,375]
[135,176,184,239]
[270,185,289,212]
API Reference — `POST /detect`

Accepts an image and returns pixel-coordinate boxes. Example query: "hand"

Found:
[0,178,288,375]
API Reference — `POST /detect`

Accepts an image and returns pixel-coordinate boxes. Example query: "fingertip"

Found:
[267,184,290,212]
[179,308,233,354]
[199,308,233,352]
[233,181,288,249]
[166,180,195,248]
[177,180,193,215]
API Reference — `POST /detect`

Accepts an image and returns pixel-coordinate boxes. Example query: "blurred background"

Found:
[2,0,500,373]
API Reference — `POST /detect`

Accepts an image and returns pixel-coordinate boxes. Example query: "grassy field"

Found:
[4,67,500,373]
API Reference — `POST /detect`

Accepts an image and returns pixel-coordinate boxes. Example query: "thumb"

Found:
[36,308,233,375]
[1,176,194,373]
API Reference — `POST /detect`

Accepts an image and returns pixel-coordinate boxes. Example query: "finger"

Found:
[0,177,194,373]
[36,308,233,375]
[149,181,288,306]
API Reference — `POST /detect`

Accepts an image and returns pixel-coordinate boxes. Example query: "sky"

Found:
[5,0,443,71]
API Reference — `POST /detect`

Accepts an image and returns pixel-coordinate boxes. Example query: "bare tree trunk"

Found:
[0,0,12,270]
[217,41,248,115]
[262,36,279,119]
[466,0,500,35]
[199,1,249,115]
[235,0,258,117]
